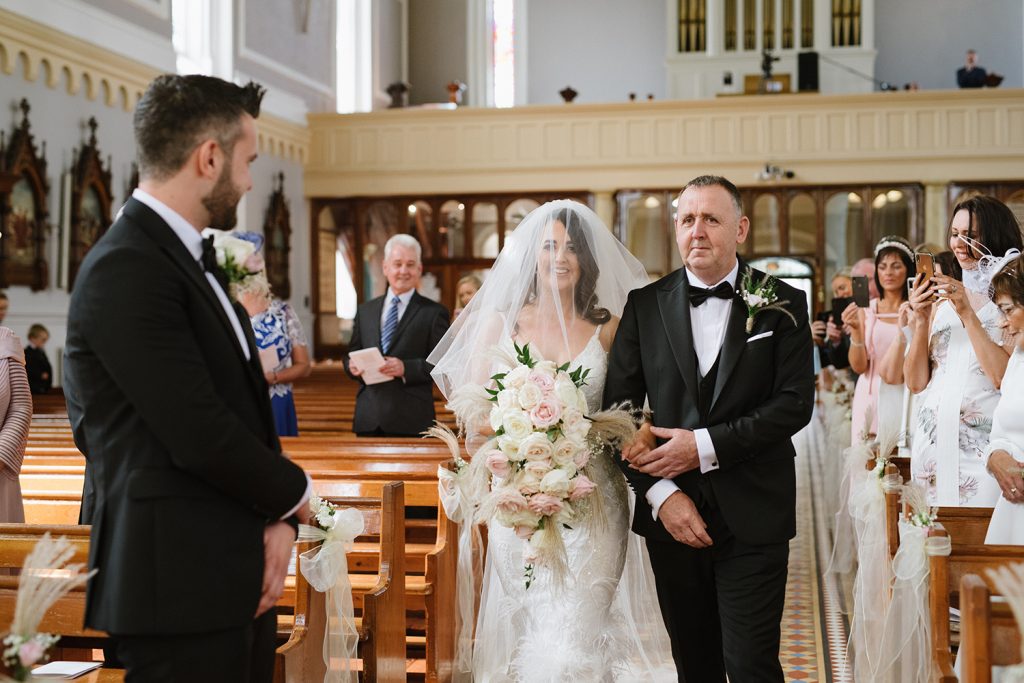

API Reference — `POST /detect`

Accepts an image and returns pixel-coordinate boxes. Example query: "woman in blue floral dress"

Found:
[235,269,311,436]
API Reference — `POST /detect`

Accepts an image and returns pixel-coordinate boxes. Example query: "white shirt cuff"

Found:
[695,428,719,473]
[281,474,313,521]
[646,479,681,520]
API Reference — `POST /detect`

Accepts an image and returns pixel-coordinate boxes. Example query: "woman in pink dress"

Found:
[843,236,916,443]
[0,327,31,523]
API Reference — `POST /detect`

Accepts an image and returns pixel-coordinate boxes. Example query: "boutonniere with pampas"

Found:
[739,267,796,334]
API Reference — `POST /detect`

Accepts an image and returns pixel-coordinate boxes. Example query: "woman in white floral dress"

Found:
[906,195,1023,506]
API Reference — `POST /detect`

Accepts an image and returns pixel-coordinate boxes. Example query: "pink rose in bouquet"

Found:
[527,493,564,516]
[493,487,529,514]
[527,368,556,393]
[484,450,512,477]
[530,398,562,428]
[18,639,45,667]
[569,474,597,501]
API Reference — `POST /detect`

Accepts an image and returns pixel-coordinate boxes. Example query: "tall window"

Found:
[492,0,515,108]
[678,0,706,53]
[171,0,212,75]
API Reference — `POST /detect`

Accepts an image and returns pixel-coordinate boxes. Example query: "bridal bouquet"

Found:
[430,342,637,588]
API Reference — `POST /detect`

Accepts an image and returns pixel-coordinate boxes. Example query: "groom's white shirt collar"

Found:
[684,259,740,290]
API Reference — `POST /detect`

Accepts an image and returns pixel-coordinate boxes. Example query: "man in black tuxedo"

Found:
[604,175,814,682]
[63,75,310,683]
[344,234,449,436]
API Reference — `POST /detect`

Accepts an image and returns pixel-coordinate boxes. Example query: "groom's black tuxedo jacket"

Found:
[604,262,814,545]
[64,198,308,636]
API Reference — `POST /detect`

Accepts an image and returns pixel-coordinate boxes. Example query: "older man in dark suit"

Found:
[604,175,814,682]
[64,74,309,683]
[344,234,449,436]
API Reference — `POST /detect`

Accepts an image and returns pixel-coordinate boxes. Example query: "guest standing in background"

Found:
[344,234,449,436]
[843,236,916,442]
[24,323,52,395]
[907,195,1023,507]
[982,256,1024,543]
[453,273,481,318]
[820,267,854,372]
[233,246,311,437]
[957,49,988,88]
[0,327,30,523]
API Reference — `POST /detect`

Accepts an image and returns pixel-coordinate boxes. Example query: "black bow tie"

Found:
[201,235,230,293]
[688,281,735,307]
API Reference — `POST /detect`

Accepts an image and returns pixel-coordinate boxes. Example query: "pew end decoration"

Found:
[295,495,365,683]
[1,533,95,681]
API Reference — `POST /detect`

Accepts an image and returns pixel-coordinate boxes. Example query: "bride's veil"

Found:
[428,200,677,681]
[428,199,649,398]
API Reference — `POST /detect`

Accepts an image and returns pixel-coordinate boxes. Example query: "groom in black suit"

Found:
[604,175,814,682]
[64,75,310,682]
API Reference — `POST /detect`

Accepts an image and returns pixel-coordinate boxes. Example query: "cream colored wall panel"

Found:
[459,125,487,163]
[947,110,969,149]
[655,118,680,157]
[491,124,515,161]
[517,124,542,162]
[354,129,378,167]
[382,127,404,165]
[543,123,571,162]
[599,121,624,159]
[827,114,849,152]
[856,113,878,151]
[435,126,459,164]
[768,116,790,154]
[1010,109,1024,147]
[886,112,907,150]
[739,117,761,155]
[977,109,997,149]
[796,115,820,153]
[681,118,706,157]
[627,120,654,158]
[915,111,936,149]
[407,126,431,165]
[710,117,735,156]
[571,123,597,160]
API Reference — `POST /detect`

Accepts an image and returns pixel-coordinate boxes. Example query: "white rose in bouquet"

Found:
[561,407,591,441]
[502,409,534,443]
[539,468,572,498]
[504,364,531,389]
[554,375,586,413]
[517,382,544,410]
[533,360,557,377]
[551,437,581,468]
[518,432,554,463]
[497,434,521,460]
[496,387,519,410]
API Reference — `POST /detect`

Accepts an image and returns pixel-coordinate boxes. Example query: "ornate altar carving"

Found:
[0,99,49,290]
[68,117,113,289]
[263,172,292,299]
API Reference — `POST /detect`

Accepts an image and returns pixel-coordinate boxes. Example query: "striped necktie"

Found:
[380,295,401,354]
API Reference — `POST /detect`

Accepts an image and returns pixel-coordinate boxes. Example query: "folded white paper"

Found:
[348,347,393,385]
[31,660,102,678]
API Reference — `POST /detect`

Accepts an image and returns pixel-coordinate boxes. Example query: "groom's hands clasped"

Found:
[626,426,700,478]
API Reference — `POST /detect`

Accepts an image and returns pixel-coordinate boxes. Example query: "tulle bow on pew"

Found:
[297,507,365,683]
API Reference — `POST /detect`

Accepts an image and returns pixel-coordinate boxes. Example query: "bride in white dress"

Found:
[429,200,677,682]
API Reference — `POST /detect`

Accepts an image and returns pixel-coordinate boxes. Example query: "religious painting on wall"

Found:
[263,172,292,299]
[68,117,112,290]
[0,99,49,290]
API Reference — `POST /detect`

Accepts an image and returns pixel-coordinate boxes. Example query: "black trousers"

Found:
[645,482,789,683]
[114,610,277,683]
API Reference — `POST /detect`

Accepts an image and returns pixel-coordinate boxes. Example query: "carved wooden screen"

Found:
[0,99,49,290]
[263,172,292,299]
[68,117,113,290]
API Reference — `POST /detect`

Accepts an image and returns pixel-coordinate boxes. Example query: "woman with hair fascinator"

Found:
[428,200,676,682]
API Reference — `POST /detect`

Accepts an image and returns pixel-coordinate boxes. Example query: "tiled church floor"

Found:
[782,413,851,683]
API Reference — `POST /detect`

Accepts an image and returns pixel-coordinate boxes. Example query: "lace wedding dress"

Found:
[471,331,675,682]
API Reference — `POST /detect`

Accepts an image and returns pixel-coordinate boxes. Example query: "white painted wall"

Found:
[875,0,1023,91]
[408,0,468,106]
[526,0,665,105]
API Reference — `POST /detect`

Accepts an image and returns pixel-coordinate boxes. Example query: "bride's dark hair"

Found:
[525,207,611,325]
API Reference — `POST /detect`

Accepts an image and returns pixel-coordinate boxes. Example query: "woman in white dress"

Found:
[984,256,1024,544]
[906,195,1024,507]
[429,200,676,682]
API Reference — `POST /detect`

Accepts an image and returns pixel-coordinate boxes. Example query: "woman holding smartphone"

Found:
[842,236,915,443]
[983,256,1024,543]
[906,195,1023,507]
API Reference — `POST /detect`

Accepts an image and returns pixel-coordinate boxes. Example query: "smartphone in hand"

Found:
[852,276,871,308]
[831,296,853,326]
[915,251,934,284]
